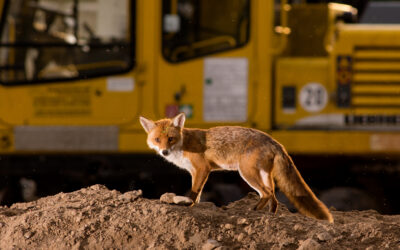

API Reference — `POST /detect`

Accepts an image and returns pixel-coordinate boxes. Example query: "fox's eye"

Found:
[168,137,174,142]
[155,138,160,143]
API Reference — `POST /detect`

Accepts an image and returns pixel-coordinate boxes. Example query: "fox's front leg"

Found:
[188,158,210,205]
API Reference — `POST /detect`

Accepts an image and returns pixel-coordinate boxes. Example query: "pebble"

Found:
[316,232,332,242]
[244,225,252,235]
[202,239,220,250]
[237,218,248,225]
[119,190,143,202]
[90,184,105,191]
[173,196,193,206]
[297,238,321,250]
[293,224,303,231]
[224,224,233,229]
[23,231,33,239]
[237,233,245,241]
[160,193,176,204]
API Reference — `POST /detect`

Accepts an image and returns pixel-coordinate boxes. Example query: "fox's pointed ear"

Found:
[139,116,155,133]
[172,113,186,128]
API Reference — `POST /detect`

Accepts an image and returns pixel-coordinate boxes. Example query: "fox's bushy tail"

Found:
[273,152,333,223]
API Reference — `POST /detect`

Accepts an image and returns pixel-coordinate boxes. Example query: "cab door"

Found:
[156,0,255,126]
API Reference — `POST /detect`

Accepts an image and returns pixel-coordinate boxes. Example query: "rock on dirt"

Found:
[297,238,321,250]
[0,184,400,249]
[160,192,193,205]
[172,195,193,205]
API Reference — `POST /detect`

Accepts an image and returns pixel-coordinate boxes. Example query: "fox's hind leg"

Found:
[261,169,278,213]
[238,155,277,212]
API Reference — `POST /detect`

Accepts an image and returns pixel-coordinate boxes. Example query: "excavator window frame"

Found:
[0,0,136,86]
[161,0,251,63]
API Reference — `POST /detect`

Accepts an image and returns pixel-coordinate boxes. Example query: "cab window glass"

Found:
[0,0,134,85]
[162,0,250,63]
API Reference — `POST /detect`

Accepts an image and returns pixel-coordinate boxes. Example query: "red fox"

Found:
[140,113,333,223]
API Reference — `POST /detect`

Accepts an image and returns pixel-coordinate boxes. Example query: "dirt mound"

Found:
[0,185,399,249]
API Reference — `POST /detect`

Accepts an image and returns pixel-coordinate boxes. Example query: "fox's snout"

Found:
[161,149,170,156]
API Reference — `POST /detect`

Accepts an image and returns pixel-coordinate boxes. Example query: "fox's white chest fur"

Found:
[163,150,193,173]
[147,140,193,172]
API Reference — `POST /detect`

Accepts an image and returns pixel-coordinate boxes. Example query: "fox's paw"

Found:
[268,198,278,214]
[253,197,278,213]
[253,198,268,211]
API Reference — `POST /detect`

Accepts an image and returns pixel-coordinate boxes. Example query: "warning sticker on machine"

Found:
[203,58,248,122]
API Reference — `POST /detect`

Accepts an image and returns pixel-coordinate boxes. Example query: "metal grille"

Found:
[352,46,400,109]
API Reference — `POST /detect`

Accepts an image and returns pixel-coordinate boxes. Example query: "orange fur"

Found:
[140,113,333,223]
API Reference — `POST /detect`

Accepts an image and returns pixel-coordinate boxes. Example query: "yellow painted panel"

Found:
[354,50,400,59]
[352,85,400,94]
[353,73,400,82]
[119,131,149,152]
[352,108,400,115]
[0,74,139,126]
[274,57,332,127]
[352,96,400,105]
[353,62,400,71]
